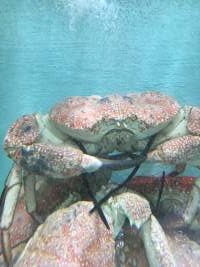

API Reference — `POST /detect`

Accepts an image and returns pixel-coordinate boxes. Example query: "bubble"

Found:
[58,0,119,31]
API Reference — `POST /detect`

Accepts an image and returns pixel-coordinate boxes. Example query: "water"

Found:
[1,0,200,190]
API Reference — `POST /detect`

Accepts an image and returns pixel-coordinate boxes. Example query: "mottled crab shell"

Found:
[50,92,180,142]
[15,202,115,267]
[187,107,200,135]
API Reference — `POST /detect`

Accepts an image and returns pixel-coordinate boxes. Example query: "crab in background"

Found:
[1,91,200,266]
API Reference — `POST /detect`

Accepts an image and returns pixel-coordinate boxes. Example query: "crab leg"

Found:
[23,173,36,215]
[182,179,200,225]
[148,135,200,226]
[22,173,44,224]
[141,215,176,267]
[0,164,22,267]
[103,191,176,267]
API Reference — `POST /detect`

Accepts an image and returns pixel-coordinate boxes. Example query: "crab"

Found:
[4,176,200,267]
[13,192,176,267]
[1,91,200,266]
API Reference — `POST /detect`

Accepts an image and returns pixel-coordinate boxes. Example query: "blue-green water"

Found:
[1,0,200,190]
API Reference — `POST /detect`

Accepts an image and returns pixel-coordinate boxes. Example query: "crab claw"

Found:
[147,135,200,227]
[4,113,144,180]
[147,135,200,167]
[7,141,141,180]
[81,154,140,172]
[103,191,176,267]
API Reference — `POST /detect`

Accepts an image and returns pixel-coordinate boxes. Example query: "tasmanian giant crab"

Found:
[1,91,200,267]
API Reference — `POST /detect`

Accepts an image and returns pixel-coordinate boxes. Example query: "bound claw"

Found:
[83,154,145,172]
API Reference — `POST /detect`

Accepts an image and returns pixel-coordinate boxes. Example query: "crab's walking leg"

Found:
[141,215,176,267]
[23,173,43,224]
[148,135,200,227]
[0,164,22,267]
[103,191,176,267]
[165,166,200,227]
[182,178,200,226]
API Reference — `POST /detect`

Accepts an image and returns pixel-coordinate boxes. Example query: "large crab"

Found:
[3,175,200,267]
[1,91,200,266]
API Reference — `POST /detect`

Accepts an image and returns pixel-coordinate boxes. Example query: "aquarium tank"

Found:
[1,0,200,266]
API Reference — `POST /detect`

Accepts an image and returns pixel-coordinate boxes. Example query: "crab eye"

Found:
[4,114,40,148]
[22,124,32,133]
